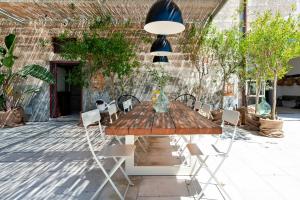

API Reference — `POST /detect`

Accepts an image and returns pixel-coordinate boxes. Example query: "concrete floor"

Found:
[0,113,299,200]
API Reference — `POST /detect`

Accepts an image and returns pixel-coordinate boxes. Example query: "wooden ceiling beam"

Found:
[0,8,26,24]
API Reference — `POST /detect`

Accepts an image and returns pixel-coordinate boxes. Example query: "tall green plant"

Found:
[0,34,54,111]
[209,27,244,108]
[180,24,214,100]
[244,11,300,119]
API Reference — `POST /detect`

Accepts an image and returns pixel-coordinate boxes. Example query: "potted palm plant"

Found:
[0,34,54,127]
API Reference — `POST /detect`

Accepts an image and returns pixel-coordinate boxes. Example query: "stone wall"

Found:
[1,0,298,121]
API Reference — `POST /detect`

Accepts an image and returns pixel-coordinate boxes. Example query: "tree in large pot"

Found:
[208,26,244,109]
[0,34,55,127]
[243,10,300,137]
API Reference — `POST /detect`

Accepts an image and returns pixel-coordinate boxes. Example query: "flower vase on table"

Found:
[153,89,169,113]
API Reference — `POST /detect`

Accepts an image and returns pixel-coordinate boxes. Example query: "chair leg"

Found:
[91,158,126,200]
[140,136,149,146]
[187,156,208,185]
[115,136,123,144]
[199,156,231,200]
[136,137,147,153]
[112,157,134,186]
[195,155,231,200]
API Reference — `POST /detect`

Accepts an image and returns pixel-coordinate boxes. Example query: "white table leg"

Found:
[125,135,135,172]
[124,134,197,175]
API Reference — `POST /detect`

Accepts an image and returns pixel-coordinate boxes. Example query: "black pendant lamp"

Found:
[153,56,169,64]
[150,35,172,56]
[144,0,185,35]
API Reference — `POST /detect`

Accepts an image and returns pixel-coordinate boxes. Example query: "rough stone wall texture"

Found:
[1,0,299,121]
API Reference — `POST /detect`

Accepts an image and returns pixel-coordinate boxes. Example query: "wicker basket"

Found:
[283,78,295,86]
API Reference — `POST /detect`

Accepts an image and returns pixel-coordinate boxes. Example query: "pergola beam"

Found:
[0,8,26,24]
[209,0,229,20]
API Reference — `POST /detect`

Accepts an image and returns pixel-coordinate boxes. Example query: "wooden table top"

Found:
[106,101,222,136]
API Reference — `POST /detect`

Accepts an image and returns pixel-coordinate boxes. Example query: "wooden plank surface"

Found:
[105,101,222,135]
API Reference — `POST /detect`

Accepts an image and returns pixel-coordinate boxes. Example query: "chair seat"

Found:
[187,143,225,156]
[99,144,135,157]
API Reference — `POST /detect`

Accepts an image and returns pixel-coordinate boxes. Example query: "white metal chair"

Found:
[108,103,118,124]
[123,99,133,113]
[81,109,135,200]
[194,101,201,111]
[187,110,240,200]
[187,99,194,108]
[202,103,212,119]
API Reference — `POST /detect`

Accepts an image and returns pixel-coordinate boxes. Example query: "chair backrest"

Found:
[123,100,130,112]
[220,109,240,154]
[202,104,211,119]
[108,103,118,123]
[81,109,101,128]
[187,99,193,108]
[117,94,140,111]
[82,109,105,163]
[128,99,133,108]
[222,110,240,126]
[123,99,133,112]
[194,101,201,111]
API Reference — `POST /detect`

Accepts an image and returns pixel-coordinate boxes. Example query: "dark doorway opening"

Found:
[50,61,82,118]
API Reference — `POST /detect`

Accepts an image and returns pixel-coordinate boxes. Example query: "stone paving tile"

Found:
[0,117,299,200]
[138,176,190,197]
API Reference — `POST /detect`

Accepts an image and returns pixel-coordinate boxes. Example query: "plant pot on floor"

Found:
[0,107,26,128]
[259,118,284,138]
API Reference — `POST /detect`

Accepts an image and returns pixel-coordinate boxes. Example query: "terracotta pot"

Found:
[0,107,25,127]
[259,118,284,138]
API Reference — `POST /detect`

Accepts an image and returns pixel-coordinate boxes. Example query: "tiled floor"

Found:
[0,113,299,200]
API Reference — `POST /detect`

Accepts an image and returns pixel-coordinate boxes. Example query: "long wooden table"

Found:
[106,101,222,175]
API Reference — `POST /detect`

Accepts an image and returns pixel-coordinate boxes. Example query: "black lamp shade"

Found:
[150,35,172,56]
[144,0,185,35]
[153,56,169,63]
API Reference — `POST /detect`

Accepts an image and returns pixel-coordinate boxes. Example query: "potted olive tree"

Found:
[243,10,300,137]
[209,27,244,109]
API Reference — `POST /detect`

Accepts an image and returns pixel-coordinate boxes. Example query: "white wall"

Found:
[288,57,300,75]
[277,57,300,97]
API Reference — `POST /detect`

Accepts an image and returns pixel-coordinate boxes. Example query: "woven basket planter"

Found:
[259,118,284,138]
[277,79,285,86]
[0,107,25,128]
[283,78,295,86]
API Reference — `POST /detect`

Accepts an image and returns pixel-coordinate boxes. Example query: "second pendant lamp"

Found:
[153,56,169,64]
[150,35,172,56]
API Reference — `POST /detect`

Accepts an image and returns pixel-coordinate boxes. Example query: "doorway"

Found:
[50,61,82,118]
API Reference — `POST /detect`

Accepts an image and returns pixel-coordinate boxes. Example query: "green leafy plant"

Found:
[59,31,139,99]
[209,27,244,108]
[243,10,300,119]
[0,33,55,111]
[147,66,171,89]
[180,24,214,100]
